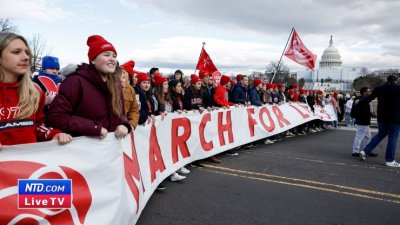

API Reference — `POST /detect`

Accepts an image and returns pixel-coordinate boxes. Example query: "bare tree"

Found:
[29,34,46,72]
[360,67,368,76]
[0,18,18,32]
[265,61,290,83]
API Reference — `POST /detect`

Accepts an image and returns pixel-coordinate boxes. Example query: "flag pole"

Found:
[270,27,294,83]
[194,42,206,74]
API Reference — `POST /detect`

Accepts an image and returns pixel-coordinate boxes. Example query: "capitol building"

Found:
[296,36,360,92]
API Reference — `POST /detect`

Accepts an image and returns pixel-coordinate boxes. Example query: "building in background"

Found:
[296,36,361,92]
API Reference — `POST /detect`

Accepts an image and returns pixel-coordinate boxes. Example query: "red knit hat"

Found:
[277,83,285,89]
[253,79,262,87]
[136,72,150,84]
[266,83,274,89]
[199,70,211,79]
[87,35,117,61]
[293,83,299,89]
[190,74,201,84]
[154,73,167,86]
[121,60,135,77]
[220,75,231,86]
[236,74,244,82]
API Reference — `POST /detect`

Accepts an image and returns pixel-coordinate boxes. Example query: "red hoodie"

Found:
[0,81,58,145]
[214,85,234,107]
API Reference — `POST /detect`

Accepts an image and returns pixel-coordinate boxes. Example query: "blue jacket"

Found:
[231,84,248,104]
[249,87,263,106]
[134,86,156,125]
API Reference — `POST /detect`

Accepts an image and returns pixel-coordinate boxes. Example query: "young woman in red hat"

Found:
[46,35,131,139]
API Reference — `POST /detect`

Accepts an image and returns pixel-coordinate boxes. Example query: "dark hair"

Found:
[149,67,159,76]
[387,75,398,83]
[174,70,183,75]
[360,87,369,95]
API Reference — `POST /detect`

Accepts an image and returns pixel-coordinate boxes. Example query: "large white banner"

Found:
[0,103,337,224]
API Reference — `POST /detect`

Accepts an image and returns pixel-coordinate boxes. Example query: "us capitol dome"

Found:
[295,35,361,92]
[319,35,342,69]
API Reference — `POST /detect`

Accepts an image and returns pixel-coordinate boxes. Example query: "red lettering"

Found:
[298,104,314,114]
[199,113,213,151]
[259,107,275,132]
[247,108,257,137]
[289,104,310,119]
[123,133,145,213]
[218,111,234,146]
[149,124,166,183]
[272,105,291,128]
[171,118,191,164]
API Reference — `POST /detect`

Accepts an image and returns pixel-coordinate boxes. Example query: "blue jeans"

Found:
[364,124,400,162]
[345,112,354,127]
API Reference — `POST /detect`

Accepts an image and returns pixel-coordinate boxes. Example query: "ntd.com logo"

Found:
[18,179,72,209]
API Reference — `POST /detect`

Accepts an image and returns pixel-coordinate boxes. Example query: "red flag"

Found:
[196,48,218,74]
[284,30,317,70]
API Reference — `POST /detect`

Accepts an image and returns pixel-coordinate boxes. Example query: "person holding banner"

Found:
[199,71,214,109]
[46,35,131,139]
[118,65,139,130]
[0,32,72,147]
[168,79,186,113]
[214,75,234,108]
[184,74,206,112]
[135,72,157,125]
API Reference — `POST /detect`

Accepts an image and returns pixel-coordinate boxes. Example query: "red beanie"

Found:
[236,74,244,82]
[266,83,274,89]
[220,75,231,86]
[277,83,285,89]
[253,79,262,87]
[293,83,299,89]
[136,72,150,84]
[191,74,201,84]
[199,70,210,79]
[87,35,117,61]
[121,60,135,77]
[154,73,167,86]
[299,89,306,94]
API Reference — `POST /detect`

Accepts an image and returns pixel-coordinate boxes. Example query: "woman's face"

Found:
[140,81,151,92]
[132,74,137,86]
[174,73,182,80]
[174,82,183,94]
[194,81,202,90]
[91,51,117,75]
[120,70,130,87]
[0,38,30,82]
[163,81,169,93]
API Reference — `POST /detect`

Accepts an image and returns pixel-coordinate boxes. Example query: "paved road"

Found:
[137,128,400,225]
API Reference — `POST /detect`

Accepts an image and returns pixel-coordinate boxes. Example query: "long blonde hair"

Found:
[0,32,39,119]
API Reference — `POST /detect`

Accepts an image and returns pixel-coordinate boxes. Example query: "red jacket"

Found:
[46,63,131,137]
[214,86,234,107]
[0,81,58,145]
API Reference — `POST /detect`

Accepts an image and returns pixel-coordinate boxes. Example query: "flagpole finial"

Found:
[202,42,206,47]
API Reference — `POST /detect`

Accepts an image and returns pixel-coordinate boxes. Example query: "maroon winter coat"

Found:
[45,63,131,137]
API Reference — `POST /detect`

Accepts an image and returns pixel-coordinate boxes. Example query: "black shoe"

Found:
[367,153,378,157]
[352,153,359,157]
[156,184,167,191]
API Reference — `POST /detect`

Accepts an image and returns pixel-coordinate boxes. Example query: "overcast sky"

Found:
[1,0,399,75]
